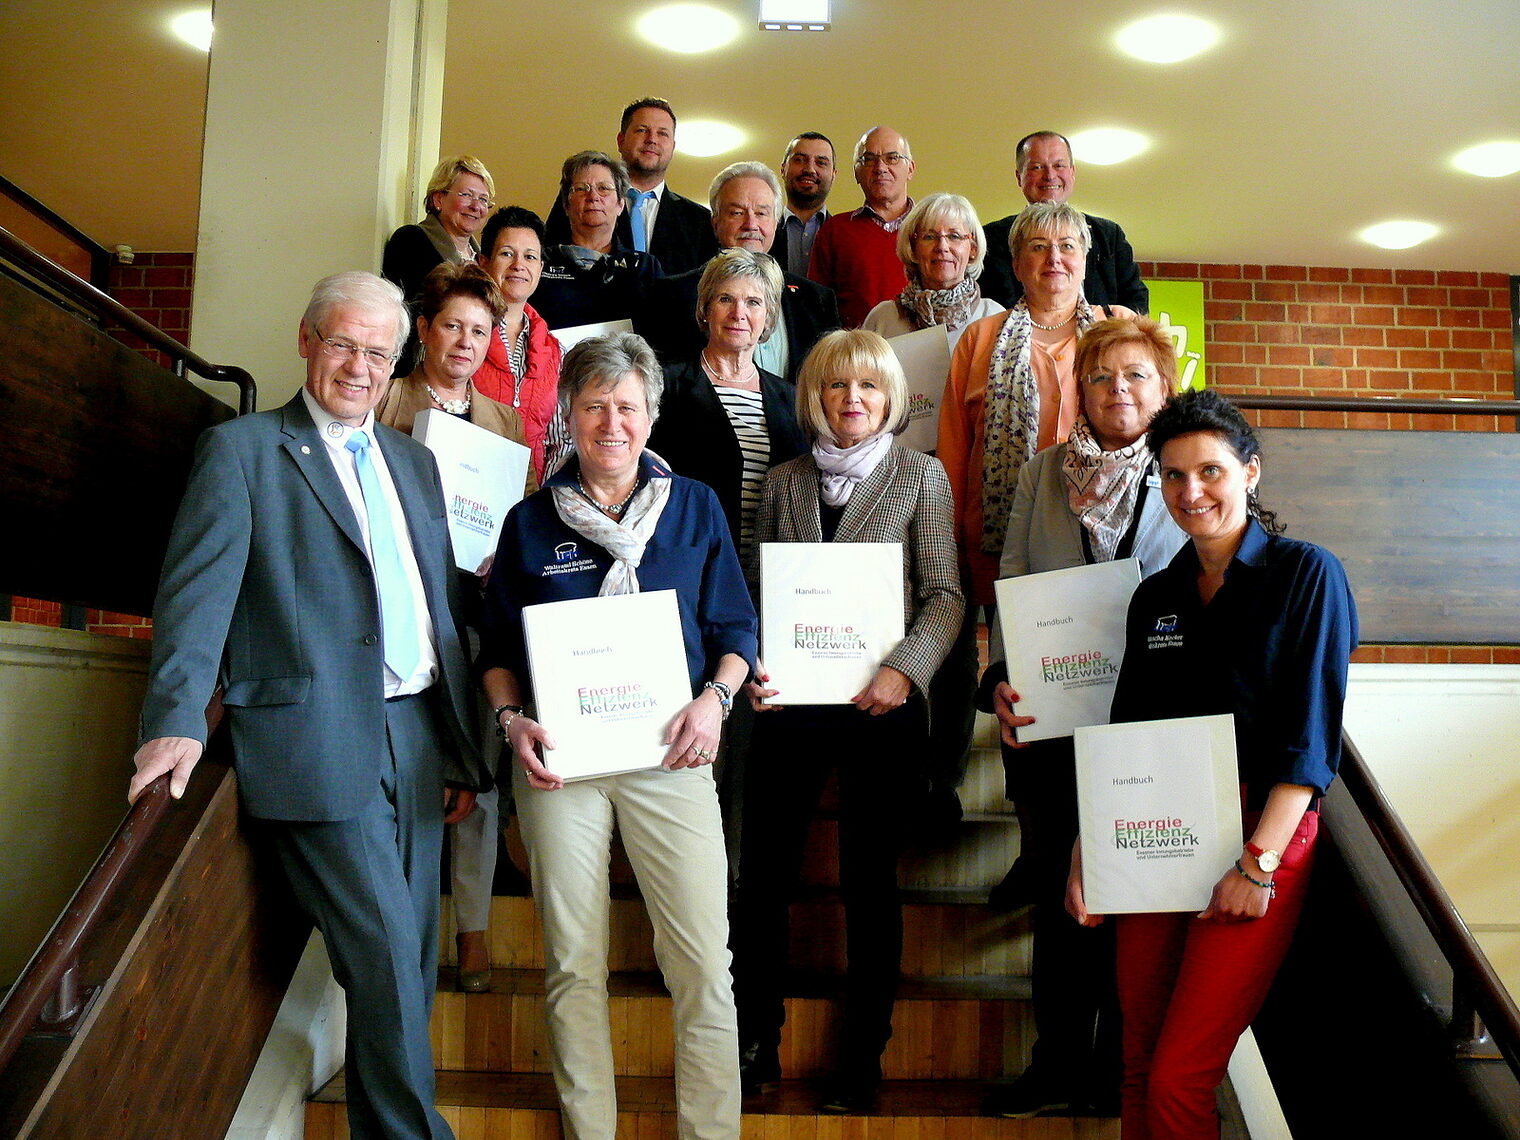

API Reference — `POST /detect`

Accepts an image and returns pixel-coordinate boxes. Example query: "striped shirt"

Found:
[711,386,771,555]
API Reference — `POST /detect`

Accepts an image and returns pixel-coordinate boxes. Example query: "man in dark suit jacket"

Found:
[635,161,840,383]
[980,131,1148,313]
[545,97,718,277]
[130,271,483,1140]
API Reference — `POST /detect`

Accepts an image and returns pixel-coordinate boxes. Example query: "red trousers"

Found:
[1114,810,1318,1140]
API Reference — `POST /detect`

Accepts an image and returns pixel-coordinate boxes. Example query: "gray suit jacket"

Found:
[756,444,965,695]
[139,394,482,822]
[988,441,1187,664]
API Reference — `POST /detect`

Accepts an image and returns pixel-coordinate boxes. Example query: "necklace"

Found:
[1028,308,1077,331]
[427,382,471,415]
[700,349,757,387]
[577,476,638,516]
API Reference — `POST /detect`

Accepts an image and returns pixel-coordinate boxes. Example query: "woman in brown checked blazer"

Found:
[731,329,964,1114]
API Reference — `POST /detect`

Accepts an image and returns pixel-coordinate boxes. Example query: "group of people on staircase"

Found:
[128,99,1356,1140]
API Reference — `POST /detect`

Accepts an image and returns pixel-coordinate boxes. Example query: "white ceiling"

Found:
[3,0,1518,275]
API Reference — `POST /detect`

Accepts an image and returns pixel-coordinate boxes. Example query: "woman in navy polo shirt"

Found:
[479,331,757,1140]
[1065,389,1358,1140]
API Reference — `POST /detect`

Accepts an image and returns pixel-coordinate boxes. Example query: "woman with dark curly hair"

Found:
[1066,389,1358,1140]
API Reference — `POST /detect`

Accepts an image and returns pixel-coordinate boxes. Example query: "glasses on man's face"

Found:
[570,182,618,198]
[856,151,908,168]
[450,189,493,209]
[313,326,396,370]
[914,231,972,246]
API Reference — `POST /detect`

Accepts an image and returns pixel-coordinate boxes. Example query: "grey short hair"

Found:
[302,271,409,356]
[424,155,494,215]
[794,329,910,444]
[557,332,664,428]
[707,161,783,216]
[1009,200,1092,259]
[694,248,784,344]
[853,126,913,165]
[557,151,630,211]
[896,192,988,284]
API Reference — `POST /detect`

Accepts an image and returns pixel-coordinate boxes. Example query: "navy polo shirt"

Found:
[1110,520,1359,808]
[479,453,758,699]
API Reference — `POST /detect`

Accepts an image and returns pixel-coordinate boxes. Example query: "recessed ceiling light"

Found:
[676,120,746,158]
[759,0,830,30]
[1068,128,1149,165]
[169,9,213,52]
[635,4,741,54]
[1451,141,1520,178]
[1116,14,1220,63]
[1360,221,1438,250]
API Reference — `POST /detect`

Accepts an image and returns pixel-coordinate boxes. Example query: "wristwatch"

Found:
[1245,841,1281,873]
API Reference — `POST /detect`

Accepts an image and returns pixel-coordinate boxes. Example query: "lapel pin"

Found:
[301,445,311,454]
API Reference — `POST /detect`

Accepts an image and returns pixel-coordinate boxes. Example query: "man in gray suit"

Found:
[129,271,483,1140]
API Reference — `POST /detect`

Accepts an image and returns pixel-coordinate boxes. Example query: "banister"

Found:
[0,774,173,1075]
[0,224,256,415]
[1231,393,1520,418]
[1338,731,1520,1075]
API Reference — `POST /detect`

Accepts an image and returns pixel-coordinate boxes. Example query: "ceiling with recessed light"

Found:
[1,0,1517,274]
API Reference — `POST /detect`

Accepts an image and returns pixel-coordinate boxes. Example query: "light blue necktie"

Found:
[627,189,656,252]
[346,431,420,681]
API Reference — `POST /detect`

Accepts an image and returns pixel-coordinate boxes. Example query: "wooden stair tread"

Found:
[314,1070,1112,1120]
[436,968,1031,1002]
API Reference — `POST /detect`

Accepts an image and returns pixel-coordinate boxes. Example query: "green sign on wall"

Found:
[1144,279,1206,391]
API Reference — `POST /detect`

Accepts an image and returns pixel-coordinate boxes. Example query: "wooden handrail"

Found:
[0,225,256,415]
[0,774,174,1075]
[1232,393,1520,418]
[1338,732,1520,1075]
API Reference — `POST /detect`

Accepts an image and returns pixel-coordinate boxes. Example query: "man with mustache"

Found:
[806,126,917,328]
[636,161,840,383]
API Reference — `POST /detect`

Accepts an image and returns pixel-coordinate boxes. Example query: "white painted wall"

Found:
[1344,664,1520,1000]
[189,0,447,410]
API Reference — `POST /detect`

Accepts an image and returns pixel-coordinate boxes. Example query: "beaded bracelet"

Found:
[1233,859,1277,896]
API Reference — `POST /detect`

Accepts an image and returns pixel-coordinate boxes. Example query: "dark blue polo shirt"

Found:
[479,453,758,699]
[1110,520,1359,807]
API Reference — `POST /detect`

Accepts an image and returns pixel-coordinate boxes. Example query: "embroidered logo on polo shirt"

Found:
[1147,614,1183,650]
[554,542,578,562]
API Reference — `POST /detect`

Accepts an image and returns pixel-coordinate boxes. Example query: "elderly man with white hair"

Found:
[636,160,840,384]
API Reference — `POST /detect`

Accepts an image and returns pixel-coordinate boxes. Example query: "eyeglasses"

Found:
[312,326,397,370]
[855,151,908,167]
[570,182,618,198]
[1084,367,1159,387]
[448,189,494,209]
[914,231,973,245]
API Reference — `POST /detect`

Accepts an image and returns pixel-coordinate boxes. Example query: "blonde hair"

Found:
[695,249,784,343]
[794,329,910,444]
[896,192,987,284]
[424,155,495,215]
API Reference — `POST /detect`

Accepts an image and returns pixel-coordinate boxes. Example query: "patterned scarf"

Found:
[812,430,893,507]
[1061,414,1154,563]
[896,275,983,333]
[978,297,1100,555]
[550,459,673,595]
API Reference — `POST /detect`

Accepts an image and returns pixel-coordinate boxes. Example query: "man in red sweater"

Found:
[806,126,916,327]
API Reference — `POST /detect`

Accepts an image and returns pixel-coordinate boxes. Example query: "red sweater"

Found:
[471,303,562,480]
[806,206,910,328]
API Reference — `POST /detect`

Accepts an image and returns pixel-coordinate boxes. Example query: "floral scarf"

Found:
[550,458,673,595]
[1061,414,1153,563]
[978,297,1101,555]
[896,275,983,333]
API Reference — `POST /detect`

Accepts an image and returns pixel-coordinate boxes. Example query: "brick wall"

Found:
[1140,262,1515,431]
[1142,261,1518,663]
[104,251,194,372]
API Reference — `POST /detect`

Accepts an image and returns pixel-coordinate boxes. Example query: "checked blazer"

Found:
[754,444,964,696]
